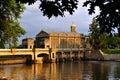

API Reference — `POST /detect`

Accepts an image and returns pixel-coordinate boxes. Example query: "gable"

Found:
[36,30,49,38]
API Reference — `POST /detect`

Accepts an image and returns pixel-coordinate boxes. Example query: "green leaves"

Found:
[89,18,120,49]
[16,0,37,5]
[14,0,120,35]
[0,0,26,48]
[89,18,108,49]
[83,0,120,35]
[40,0,63,18]
[108,33,120,49]
[17,0,78,18]
[39,0,78,18]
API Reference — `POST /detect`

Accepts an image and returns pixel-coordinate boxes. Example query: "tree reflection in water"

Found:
[0,61,120,80]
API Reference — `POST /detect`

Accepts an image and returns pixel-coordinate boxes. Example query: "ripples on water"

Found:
[0,61,120,80]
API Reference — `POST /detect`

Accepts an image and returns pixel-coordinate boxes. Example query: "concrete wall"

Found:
[103,54,120,61]
[0,58,26,64]
[85,50,104,60]
[86,49,120,61]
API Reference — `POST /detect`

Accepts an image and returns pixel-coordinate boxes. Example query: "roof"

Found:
[39,29,79,34]
[36,29,84,37]
[22,37,34,41]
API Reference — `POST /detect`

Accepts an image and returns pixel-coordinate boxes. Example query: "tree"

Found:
[16,0,120,35]
[89,18,120,49]
[0,0,26,48]
[89,18,108,49]
[16,0,78,18]
[83,0,120,35]
[108,33,120,49]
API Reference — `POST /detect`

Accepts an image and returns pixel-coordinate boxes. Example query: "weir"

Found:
[0,48,87,63]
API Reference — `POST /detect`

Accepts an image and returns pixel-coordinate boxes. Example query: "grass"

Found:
[102,49,120,54]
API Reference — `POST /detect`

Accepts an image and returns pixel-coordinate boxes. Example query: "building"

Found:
[22,24,91,62]
[35,24,85,49]
[22,38,34,49]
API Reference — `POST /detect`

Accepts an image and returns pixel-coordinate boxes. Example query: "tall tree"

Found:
[89,18,108,49]
[0,0,26,48]
[16,0,120,35]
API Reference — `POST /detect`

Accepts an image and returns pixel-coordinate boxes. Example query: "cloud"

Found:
[18,0,99,44]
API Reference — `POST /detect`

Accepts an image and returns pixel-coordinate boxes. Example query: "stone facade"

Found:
[22,38,34,49]
[35,24,85,49]
[21,24,92,62]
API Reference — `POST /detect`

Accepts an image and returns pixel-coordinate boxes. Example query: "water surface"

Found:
[0,61,120,80]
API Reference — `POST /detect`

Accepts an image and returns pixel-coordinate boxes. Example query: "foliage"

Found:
[16,44,24,48]
[107,33,120,49]
[83,0,120,36]
[89,18,120,50]
[16,0,78,18]
[16,0,120,35]
[102,49,120,54]
[89,18,108,49]
[0,0,26,48]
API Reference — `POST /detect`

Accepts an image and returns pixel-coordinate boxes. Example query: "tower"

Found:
[71,23,76,32]
[22,38,34,49]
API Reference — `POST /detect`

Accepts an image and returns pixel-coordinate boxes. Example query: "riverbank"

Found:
[0,77,10,80]
[0,58,26,65]
[102,49,120,54]
[86,49,120,61]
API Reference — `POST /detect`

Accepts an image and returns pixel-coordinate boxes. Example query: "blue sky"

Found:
[18,0,99,44]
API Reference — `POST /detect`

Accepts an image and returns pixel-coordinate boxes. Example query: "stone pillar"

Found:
[59,35,60,48]
[11,48,16,54]
[78,51,81,59]
[32,48,39,63]
[49,48,52,59]
[78,51,81,60]
[66,35,68,48]
[49,36,51,48]
[59,51,64,62]
[70,51,73,61]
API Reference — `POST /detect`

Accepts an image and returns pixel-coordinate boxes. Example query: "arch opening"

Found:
[37,53,49,63]
[37,53,49,57]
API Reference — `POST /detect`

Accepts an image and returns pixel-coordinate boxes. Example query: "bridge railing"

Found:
[16,49,32,50]
[16,49,33,52]
[0,49,11,52]
[0,48,50,52]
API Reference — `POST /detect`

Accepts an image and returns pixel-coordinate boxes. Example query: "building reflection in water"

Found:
[1,62,120,80]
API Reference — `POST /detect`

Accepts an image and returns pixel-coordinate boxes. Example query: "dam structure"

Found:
[0,24,91,63]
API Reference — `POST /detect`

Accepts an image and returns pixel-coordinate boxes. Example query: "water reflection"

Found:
[0,61,120,80]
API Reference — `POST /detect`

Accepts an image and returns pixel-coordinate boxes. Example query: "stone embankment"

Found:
[86,49,120,61]
[0,77,21,80]
[0,58,26,65]
[86,49,104,60]
[103,54,120,61]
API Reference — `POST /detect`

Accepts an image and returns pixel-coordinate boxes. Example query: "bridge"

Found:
[0,48,87,63]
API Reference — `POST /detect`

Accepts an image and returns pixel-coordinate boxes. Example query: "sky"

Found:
[18,0,99,44]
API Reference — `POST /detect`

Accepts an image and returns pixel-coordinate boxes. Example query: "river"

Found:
[0,61,120,80]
